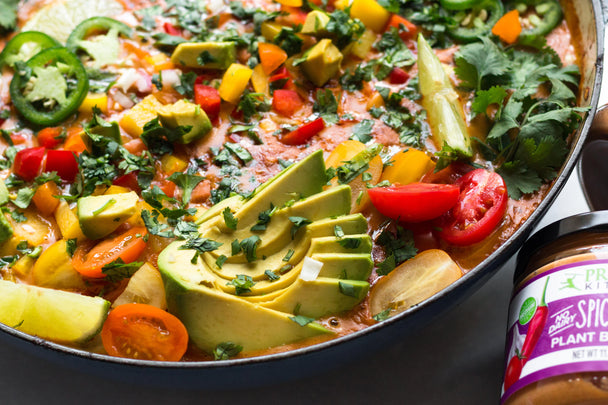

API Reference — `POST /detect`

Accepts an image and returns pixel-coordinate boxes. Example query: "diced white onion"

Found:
[115,68,139,92]
[135,69,152,93]
[161,69,181,88]
[113,90,135,109]
[299,257,324,281]
[207,0,227,15]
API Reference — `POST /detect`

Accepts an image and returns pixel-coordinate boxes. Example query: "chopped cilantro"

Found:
[350,119,374,143]
[264,269,280,282]
[216,254,227,269]
[289,315,315,326]
[338,238,361,249]
[222,207,238,230]
[325,9,365,49]
[226,274,256,295]
[179,237,222,264]
[66,238,78,258]
[376,222,417,274]
[338,281,358,298]
[102,258,143,283]
[250,204,274,231]
[0,0,18,32]
[288,216,312,239]
[213,341,243,360]
[313,89,339,125]
[224,142,253,164]
[283,249,295,262]
[239,235,261,262]
[373,308,391,322]
[273,27,303,56]
[167,171,205,205]
[13,188,35,209]
[173,71,197,98]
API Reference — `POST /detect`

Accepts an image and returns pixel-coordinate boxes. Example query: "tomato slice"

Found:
[101,303,188,361]
[72,227,148,278]
[436,169,508,246]
[367,183,460,223]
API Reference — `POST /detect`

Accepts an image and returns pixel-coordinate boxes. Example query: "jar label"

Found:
[501,259,608,403]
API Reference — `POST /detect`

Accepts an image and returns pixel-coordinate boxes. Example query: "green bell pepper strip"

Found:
[439,0,476,11]
[66,16,132,53]
[515,0,563,39]
[445,0,504,43]
[0,31,60,69]
[9,47,89,126]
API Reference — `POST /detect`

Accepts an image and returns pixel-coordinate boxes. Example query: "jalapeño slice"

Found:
[514,0,563,40]
[444,0,504,43]
[0,31,60,69]
[9,47,89,126]
[66,16,132,64]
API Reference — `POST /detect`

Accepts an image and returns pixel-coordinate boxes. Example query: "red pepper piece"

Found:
[520,277,550,365]
[163,22,182,36]
[388,67,410,84]
[281,117,325,145]
[269,67,294,90]
[386,14,418,41]
[37,127,64,149]
[13,147,46,181]
[113,172,141,193]
[194,84,221,120]
[272,89,303,117]
[157,179,176,198]
[45,149,79,182]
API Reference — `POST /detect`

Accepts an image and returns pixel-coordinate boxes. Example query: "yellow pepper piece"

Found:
[380,149,435,185]
[219,63,253,104]
[32,239,85,289]
[161,154,188,175]
[54,201,86,241]
[334,0,351,10]
[325,140,382,213]
[251,64,270,97]
[350,0,391,32]
[12,255,35,278]
[261,22,284,42]
[0,210,51,256]
[78,93,108,115]
[144,53,175,72]
[275,0,302,6]
[104,185,131,195]
[119,94,164,137]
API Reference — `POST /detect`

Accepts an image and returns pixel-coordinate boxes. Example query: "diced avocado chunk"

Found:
[77,191,138,240]
[301,10,331,37]
[0,180,9,206]
[170,41,236,70]
[300,39,343,87]
[0,213,13,244]
[157,99,212,144]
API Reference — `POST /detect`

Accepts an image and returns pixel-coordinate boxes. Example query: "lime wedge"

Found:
[0,280,110,343]
[22,0,124,43]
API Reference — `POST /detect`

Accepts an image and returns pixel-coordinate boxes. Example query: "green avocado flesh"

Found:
[0,280,109,343]
[158,150,373,353]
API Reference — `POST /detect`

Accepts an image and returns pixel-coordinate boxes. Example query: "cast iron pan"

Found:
[0,0,604,389]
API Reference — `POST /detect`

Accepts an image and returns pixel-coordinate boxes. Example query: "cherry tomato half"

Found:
[436,169,508,246]
[367,183,460,223]
[101,303,188,361]
[72,227,148,278]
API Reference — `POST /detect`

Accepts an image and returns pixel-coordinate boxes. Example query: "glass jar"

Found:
[502,211,608,405]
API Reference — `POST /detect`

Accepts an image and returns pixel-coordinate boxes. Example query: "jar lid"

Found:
[514,211,608,282]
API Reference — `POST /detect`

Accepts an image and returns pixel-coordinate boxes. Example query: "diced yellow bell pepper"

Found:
[219,63,253,104]
[31,239,85,289]
[380,148,435,185]
[334,0,351,9]
[275,0,302,6]
[325,140,382,213]
[119,95,164,137]
[126,201,155,228]
[251,64,270,97]
[78,93,109,115]
[144,53,175,72]
[12,255,35,278]
[104,185,131,195]
[350,0,391,32]
[54,201,86,241]
[261,22,284,42]
[366,91,385,110]
[0,211,51,256]
[161,154,188,175]
[350,29,377,59]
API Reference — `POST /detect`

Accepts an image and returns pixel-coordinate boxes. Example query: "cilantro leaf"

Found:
[239,235,261,262]
[454,37,510,91]
[350,119,374,143]
[102,258,143,283]
[0,0,18,32]
[168,171,205,205]
[289,315,315,326]
[222,207,238,230]
[13,188,35,209]
[179,237,222,264]
[288,216,311,239]
[313,89,339,125]
[213,342,243,360]
[471,86,508,117]
[226,274,256,295]
[250,204,274,231]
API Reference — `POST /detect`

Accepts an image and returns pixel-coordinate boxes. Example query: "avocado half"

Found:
[158,150,373,353]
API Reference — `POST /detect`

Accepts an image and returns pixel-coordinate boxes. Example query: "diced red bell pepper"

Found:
[279,6,308,27]
[386,15,418,41]
[388,67,410,84]
[123,138,147,155]
[194,84,221,120]
[158,179,176,198]
[45,149,79,182]
[113,172,141,193]
[37,127,64,149]
[163,22,182,36]
[281,117,325,145]
[14,147,46,181]
[269,67,294,90]
[272,89,303,117]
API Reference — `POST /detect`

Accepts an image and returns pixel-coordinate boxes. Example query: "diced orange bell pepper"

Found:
[258,42,288,75]
[32,182,61,217]
[492,10,522,44]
